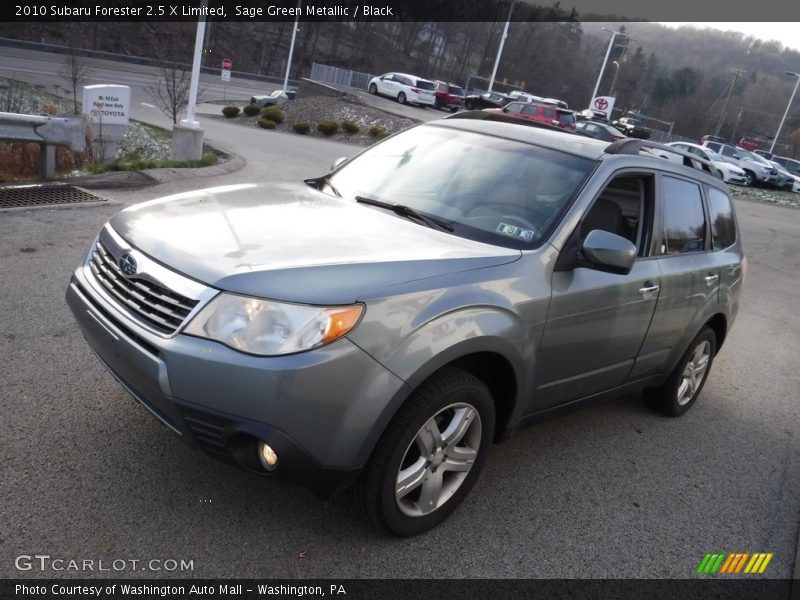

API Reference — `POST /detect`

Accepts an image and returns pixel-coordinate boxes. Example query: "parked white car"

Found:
[667,142,749,185]
[367,73,436,107]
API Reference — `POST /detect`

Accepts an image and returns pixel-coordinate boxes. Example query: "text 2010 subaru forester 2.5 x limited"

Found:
[67,116,743,536]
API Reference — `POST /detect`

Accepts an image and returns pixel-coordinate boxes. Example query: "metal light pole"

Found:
[488,1,515,92]
[283,1,301,92]
[769,71,800,153]
[181,0,207,128]
[590,28,626,105]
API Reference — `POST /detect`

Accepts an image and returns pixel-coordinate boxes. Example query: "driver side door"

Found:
[534,172,661,409]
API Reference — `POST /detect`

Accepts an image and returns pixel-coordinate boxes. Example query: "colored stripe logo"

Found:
[696,552,773,574]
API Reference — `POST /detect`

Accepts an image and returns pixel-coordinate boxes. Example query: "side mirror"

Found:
[582,230,636,275]
[330,157,348,171]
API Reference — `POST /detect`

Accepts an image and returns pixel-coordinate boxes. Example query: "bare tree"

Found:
[0,78,25,112]
[62,51,89,114]
[147,65,193,124]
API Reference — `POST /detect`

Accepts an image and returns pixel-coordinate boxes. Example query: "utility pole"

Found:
[714,69,744,138]
[730,106,744,143]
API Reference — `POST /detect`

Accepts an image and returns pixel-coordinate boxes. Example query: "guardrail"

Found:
[0,112,87,179]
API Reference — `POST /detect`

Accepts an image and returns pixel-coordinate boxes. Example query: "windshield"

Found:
[326,126,596,248]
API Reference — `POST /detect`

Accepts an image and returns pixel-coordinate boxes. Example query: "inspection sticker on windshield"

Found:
[497,223,535,240]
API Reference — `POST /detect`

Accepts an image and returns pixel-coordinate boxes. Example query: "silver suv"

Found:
[67,118,744,536]
[702,141,778,187]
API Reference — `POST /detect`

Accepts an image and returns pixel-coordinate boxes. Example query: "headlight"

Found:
[184,293,364,356]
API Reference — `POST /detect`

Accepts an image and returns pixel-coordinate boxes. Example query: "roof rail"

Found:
[445,109,578,135]
[605,138,723,180]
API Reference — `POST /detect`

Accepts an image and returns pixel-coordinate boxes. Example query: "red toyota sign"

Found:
[221,58,232,70]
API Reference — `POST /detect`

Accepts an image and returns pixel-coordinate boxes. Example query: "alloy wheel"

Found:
[395,403,482,517]
[677,341,711,406]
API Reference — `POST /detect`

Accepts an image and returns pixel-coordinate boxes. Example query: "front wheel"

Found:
[397,92,407,105]
[355,367,494,536]
[743,171,754,187]
[646,327,716,417]
[369,83,378,95]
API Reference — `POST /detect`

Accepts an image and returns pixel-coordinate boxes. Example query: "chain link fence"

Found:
[310,62,375,91]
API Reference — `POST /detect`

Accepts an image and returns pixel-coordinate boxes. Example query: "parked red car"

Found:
[433,81,465,112]
[486,101,577,131]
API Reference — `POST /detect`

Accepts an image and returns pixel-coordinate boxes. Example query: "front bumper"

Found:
[66,269,408,497]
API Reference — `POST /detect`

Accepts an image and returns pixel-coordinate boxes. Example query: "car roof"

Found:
[393,72,430,81]
[430,118,608,159]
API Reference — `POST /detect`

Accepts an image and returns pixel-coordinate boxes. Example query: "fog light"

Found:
[258,441,278,471]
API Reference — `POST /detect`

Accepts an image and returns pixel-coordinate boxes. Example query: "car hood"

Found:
[110,183,521,304]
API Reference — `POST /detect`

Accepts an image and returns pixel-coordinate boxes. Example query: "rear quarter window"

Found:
[706,187,737,250]
[661,176,706,254]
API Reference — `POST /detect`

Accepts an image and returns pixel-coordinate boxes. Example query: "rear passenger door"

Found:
[632,174,721,379]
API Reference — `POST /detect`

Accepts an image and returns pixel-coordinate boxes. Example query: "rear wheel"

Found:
[450,106,459,113]
[397,92,407,105]
[465,99,474,110]
[355,367,494,536]
[646,327,716,417]
[434,97,441,109]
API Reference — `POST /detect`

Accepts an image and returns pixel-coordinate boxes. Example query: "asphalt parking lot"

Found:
[1,133,799,579]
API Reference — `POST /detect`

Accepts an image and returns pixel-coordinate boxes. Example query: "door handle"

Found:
[704,274,719,285]
[638,284,660,296]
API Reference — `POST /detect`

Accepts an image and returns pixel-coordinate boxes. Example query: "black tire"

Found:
[743,171,754,187]
[355,367,495,536]
[369,83,377,95]
[646,327,717,417]
[397,92,407,105]
[465,100,474,110]
[449,106,459,113]
[434,97,441,109]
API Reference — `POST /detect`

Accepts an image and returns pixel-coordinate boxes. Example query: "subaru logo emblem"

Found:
[119,253,137,276]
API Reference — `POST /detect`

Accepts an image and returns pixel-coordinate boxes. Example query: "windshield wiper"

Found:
[355,196,454,232]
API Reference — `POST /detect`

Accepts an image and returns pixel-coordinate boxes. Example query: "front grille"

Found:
[89,241,199,334]
[182,410,233,460]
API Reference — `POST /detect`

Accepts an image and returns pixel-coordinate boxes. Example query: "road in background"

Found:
[0,47,443,124]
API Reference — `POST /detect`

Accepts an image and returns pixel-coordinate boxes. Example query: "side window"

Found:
[706,142,721,152]
[505,103,523,114]
[661,176,706,254]
[706,187,736,250]
[581,174,654,257]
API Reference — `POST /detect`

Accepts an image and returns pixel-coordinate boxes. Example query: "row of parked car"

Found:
[367,72,466,111]
[366,72,799,193]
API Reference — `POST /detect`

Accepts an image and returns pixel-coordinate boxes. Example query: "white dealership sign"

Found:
[590,95,616,119]
[82,84,131,126]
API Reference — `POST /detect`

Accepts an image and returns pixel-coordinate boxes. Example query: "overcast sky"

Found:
[660,23,800,53]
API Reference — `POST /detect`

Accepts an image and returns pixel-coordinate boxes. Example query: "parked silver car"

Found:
[702,141,778,187]
[67,119,744,536]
